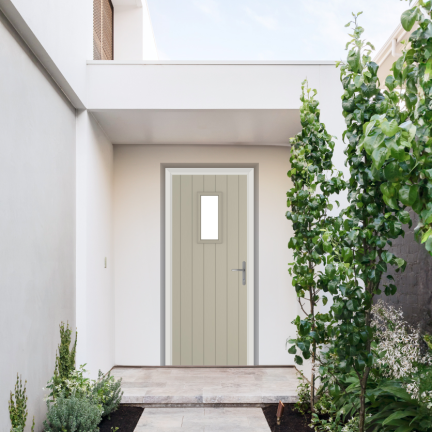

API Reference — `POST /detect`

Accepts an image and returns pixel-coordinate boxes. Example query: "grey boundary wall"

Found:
[376,209,432,334]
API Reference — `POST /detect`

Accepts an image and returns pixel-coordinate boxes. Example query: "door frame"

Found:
[165,167,255,365]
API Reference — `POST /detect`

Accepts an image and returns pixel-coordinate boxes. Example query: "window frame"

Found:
[197,192,223,244]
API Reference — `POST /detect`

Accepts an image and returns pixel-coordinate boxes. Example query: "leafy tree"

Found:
[320,12,410,432]
[9,375,35,432]
[286,80,345,411]
[376,0,432,255]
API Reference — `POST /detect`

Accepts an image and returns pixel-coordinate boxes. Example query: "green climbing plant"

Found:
[318,12,411,432]
[286,80,345,412]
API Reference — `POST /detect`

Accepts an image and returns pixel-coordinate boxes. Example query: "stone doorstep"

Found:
[122,402,292,408]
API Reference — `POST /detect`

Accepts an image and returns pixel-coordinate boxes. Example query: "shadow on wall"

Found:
[377,209,432,334]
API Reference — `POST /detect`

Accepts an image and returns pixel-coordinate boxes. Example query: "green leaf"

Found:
[288,345,297,355]
[372,146,389,170]
[322,296,328,306]
[349,333,360,345]
[294,355,303,365]
[347,49,361,73]
[383,410,418,426]
[425,58,432,82]
[325,264,336,279]
[381,119,399,137]
[421,229,432,244]
[341,247,353,263]
[382,251,394,263]
[394,426,414,432]
[399,185,419,206]
[401,7,418,31]
[385,75,396,91]
[398,210,411,225]
[384,161,402,182]
[364,132,385,155]
[347,299,358,311]
[425,237,432,253]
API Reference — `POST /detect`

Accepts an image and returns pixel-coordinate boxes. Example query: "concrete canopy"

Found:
[86,61,338,146]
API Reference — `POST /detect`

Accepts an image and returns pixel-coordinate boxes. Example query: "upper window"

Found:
[93,0,114,60]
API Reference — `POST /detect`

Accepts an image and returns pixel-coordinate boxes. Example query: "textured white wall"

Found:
[1,0,92,103]
[113,144,297,365]
[0,12,76,430]
[113,2,158,61]
[76,111,114,378]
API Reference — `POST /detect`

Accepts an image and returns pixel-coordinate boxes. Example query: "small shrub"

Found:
[48,323,77,400]
[47,364,91,401]
[294,377,311,416]
[310,392,344,432]
[91,370,123,417]
[9,374,32,432]
[43,393,102,432]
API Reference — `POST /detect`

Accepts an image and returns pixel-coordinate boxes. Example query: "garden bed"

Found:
[99,406,144,432]
[262,404,312,432]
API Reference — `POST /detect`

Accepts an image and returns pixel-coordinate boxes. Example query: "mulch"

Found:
[98,405,144,432]
[262,404,313,432]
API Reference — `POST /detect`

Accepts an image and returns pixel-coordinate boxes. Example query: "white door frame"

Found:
[165,167,255,365]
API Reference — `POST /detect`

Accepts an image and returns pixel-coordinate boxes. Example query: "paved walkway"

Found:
[134,407,270,431]
[112,367,299,404]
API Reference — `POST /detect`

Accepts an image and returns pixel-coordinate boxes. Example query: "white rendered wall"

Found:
[113,144,296,365]
[0,11,76,430]
[1,0,93,104]
[76,111,114,378]
[113,1,158,61]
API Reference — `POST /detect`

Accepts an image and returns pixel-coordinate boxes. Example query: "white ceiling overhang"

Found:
[90,109,300,145]
[86,61,339,145]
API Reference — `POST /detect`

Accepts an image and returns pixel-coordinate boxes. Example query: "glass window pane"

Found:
[201,195,219,240]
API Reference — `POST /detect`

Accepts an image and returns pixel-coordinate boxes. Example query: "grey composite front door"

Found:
[172,174,248,365]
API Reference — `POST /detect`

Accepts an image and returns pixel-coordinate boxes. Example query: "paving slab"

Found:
[134,407,270,431]
[114,367,299,405]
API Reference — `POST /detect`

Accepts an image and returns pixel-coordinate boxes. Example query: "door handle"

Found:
[231,261,246,285]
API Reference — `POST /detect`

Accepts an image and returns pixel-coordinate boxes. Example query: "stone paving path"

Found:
[134,407,270,431]
[112,367,299,404]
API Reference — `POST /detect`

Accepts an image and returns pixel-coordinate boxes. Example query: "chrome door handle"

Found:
[231,261,246,285]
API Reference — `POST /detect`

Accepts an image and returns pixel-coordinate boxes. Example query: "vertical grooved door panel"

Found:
[215,176,228,365]
[203,176,216,365]
[192,176,204,365]
[172,176,181,365]
[239,176,248,365]
[180,176,193,365]
[227,176,240,365]
[172,174,248,365]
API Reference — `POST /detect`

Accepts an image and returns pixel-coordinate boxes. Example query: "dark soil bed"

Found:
[262,404,313,432]
[98,405,144,432]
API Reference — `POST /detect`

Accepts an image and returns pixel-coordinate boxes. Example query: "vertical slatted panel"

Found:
[172,176,181,365]
[93,0,102,60]
[238,175,248,365]
[93,0,114,60]
[227,175,240,365]
[192,176,204,365]
[102,0,114,60]
[203,175,216,365]
[180,176,193,365]
[215,175,228,365]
